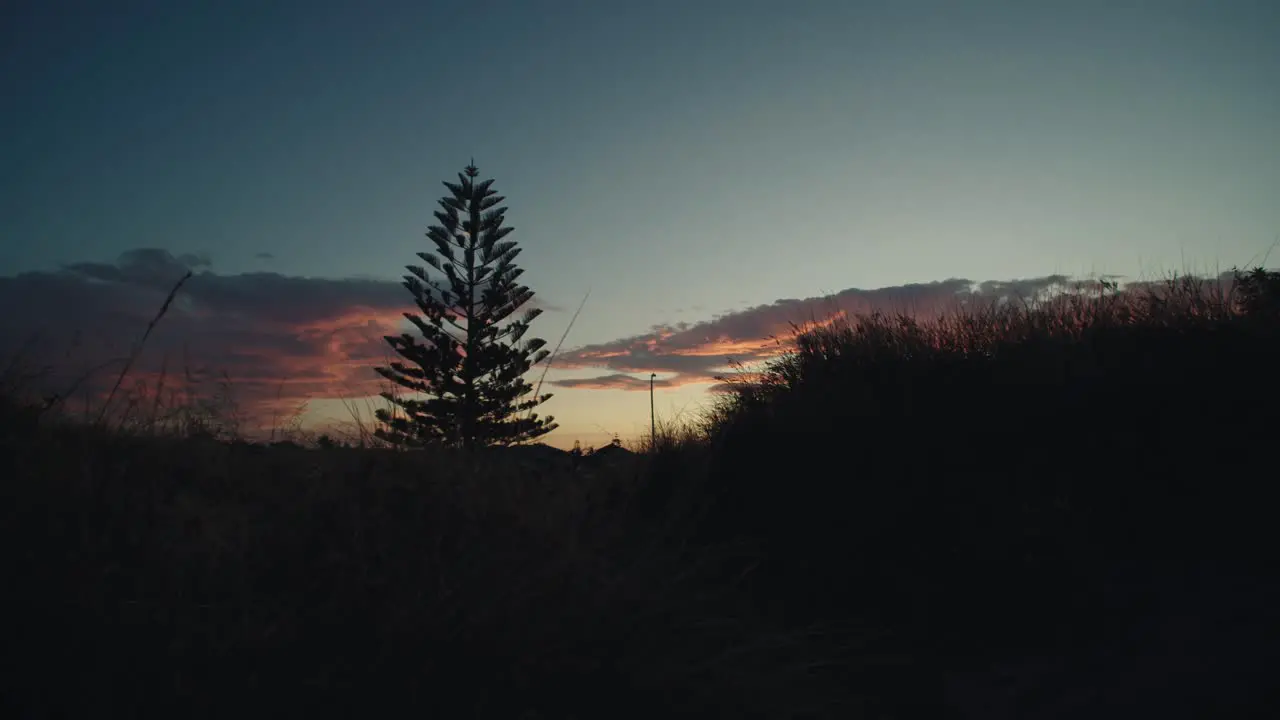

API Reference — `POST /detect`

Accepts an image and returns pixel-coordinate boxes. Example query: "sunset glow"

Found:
[2,1,1276,450]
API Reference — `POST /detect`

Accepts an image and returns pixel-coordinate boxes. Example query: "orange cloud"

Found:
[0,249,426,436]
[546,275,1127,391]
[5,249,1252,437]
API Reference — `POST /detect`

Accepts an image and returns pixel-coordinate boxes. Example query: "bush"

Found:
[697,270,1280,658]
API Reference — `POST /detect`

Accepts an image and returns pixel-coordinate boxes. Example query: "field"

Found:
[3,269,1278,718]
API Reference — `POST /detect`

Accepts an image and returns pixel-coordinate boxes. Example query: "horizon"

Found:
[3,0,1278,449]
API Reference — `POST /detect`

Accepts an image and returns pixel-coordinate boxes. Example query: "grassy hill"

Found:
[3,269,1278,718]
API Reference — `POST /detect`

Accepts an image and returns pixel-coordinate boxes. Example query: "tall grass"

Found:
[3,267,1278,718]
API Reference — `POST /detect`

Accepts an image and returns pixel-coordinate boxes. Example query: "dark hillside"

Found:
[3,269,1278,718]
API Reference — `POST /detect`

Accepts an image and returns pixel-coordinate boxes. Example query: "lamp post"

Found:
[650,373,657,452]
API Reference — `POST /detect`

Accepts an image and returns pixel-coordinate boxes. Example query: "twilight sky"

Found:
[3,0,1278,448]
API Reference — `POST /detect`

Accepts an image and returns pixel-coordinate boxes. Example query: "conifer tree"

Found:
[374,161,556,449]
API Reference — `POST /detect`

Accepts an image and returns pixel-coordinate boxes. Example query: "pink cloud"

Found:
[3,249,1252,430]
[545,272,1247,392]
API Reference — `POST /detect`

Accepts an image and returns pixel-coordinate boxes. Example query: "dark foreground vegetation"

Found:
[4,269,1279,718]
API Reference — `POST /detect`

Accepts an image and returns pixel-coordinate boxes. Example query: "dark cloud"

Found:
[3,249,1256,431]
[62,248,209,291]
[545,273,1209,391]
[0,249,429,429]
[255,252,275,260]
[552,373,683,391]
[0,249,577,430]
[54,248,411,326]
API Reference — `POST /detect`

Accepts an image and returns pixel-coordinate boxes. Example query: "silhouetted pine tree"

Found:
[374,162,556,449]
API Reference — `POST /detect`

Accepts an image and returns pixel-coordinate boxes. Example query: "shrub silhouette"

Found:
[698,269,1280,659]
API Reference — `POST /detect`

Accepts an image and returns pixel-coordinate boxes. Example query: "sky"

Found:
[2,0,1278,449]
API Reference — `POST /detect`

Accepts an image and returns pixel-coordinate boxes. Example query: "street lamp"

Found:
[650,373,657,452]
